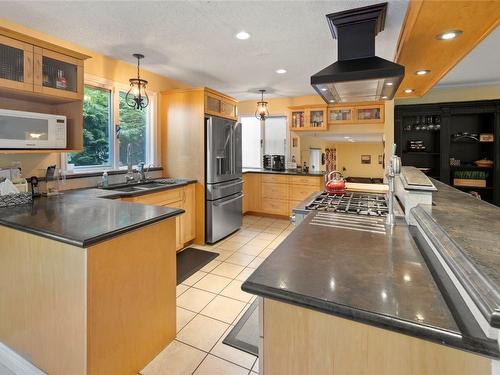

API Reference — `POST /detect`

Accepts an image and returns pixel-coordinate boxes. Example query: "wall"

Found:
[336,143,385,178]
[238,96,395,176]
[0,19,189,181]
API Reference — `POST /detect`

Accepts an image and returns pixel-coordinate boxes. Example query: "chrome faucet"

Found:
[137,162,148,182]
[386,144,401,226]
[125,143,135,184]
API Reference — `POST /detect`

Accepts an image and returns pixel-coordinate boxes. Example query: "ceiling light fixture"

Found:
[329,100,335,103]
[125,54,149,110]
[436,30,463,40]
[385,82,393,86]
[236,31,250,40]
[404,88,414,94]
[276,69,287,74]
[382,96,388,99]
[415,69,430,76]
[343,136,351,139]
[255,89,269,121]
[321,88,327,91]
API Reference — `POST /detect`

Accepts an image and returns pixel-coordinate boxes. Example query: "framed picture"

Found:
[361,155,371,164]
[378,154,383,164]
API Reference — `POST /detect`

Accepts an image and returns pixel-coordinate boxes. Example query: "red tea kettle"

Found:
[325,171,346,193]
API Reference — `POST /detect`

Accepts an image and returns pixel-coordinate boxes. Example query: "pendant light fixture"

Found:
[125,53,149,110]
[255,89,269,121]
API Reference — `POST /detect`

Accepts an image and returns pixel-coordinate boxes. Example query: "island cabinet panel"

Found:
[120,185,196,250]
[0,226,87,375]
[87,219,176,375]
[263,299,490,375]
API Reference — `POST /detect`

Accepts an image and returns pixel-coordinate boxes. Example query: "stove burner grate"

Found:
[305,191,388,217]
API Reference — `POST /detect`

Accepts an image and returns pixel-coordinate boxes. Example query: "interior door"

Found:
[206,116,238,184]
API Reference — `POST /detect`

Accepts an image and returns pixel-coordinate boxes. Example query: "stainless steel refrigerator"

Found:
[205,115,242,243]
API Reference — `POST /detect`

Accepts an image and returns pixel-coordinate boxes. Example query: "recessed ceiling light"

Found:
[382,96,388,99]
[404,88,414,94]
[415,69,430,76]
[321,88,327,91]
[344,136,351,139]
[329,100,335,103]
[276,68,287,74]
[436,30,463,40]
[385,82,393,86]
[235,31,250,40]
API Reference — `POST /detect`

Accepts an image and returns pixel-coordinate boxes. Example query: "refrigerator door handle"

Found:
[213,193,244,207]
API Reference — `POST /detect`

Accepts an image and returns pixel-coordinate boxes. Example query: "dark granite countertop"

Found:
[242,167,325,177]
[242,210,499,357]
[411,180,500,328]
[0,179,195,247]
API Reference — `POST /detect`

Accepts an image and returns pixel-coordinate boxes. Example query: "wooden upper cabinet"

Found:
[204,90,238,120]
[288,105,327,131]
[33,47,84,101]
[328,102,384,125]
[0,27,88,102]
[0,35,34,93]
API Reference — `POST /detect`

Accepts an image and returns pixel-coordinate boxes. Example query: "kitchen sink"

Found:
[102,179,184,192]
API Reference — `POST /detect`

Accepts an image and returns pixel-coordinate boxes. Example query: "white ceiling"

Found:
[2,0,409,100]
[437,25,500,88]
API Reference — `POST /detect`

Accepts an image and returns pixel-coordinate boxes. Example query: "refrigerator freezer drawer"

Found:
[206,192,243,243]
[206,178,243,201]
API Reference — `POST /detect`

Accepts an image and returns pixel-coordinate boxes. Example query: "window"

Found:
[65,79,157,172]
[67,86,112,168]
[241,116,287,168]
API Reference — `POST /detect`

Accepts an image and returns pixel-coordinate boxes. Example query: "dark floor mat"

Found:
[176,248,219,285]
[223,298,259,356]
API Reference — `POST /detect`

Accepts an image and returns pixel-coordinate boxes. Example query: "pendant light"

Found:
[255,89,269,121]
[125,54,149,110]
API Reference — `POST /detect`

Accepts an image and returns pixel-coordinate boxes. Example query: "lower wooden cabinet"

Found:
[121,184,196,250]
[244,173,323,217]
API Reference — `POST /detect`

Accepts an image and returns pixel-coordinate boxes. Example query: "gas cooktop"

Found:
[305,191,388,217]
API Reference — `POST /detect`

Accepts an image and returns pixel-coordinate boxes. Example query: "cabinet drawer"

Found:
[288,175,322,187]
[289,185,320,201]
[261,198,288,216]
[261,174,287,184]
[124,188,183,206]
[262,183,288,200]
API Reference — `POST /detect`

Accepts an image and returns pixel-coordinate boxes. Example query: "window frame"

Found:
[62,74,158,173]
[239,115,288,168]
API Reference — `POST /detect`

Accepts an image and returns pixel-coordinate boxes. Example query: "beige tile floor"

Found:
[140,214,294,375]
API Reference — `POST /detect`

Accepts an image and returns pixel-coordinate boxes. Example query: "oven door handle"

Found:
[213,193,244,207]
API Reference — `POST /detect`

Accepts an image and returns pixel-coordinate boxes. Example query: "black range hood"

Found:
[311,2,404,103]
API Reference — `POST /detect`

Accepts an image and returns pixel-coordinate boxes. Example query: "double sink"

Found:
[102,178,185,193]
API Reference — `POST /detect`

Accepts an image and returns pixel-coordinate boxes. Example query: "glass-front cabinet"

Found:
[205,91,238,120]
[288,105,327,131]
[33,48,83,100]
[328,102,384,125]
[328,107,354,123]
[356,104,384,123]
[308,107,327,129]
[289,109,306,130]
[0,35,33,92]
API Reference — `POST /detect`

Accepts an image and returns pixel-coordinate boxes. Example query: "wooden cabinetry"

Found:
[288,105,327,131]
[244,173,323,217]
[0,26,89,154]
[205,89,238,120]
[121,184,196,250]
[0,35,34,92]
[327,102,384,125]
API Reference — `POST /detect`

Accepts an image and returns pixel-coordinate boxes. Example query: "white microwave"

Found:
[0,108,67,149]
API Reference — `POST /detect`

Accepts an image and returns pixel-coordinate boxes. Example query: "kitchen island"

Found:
[242,178,500,374]
[0,188,184,375]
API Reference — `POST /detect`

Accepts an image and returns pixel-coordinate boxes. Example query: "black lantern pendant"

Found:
[255,89,269,121]
[125,53,149,110]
